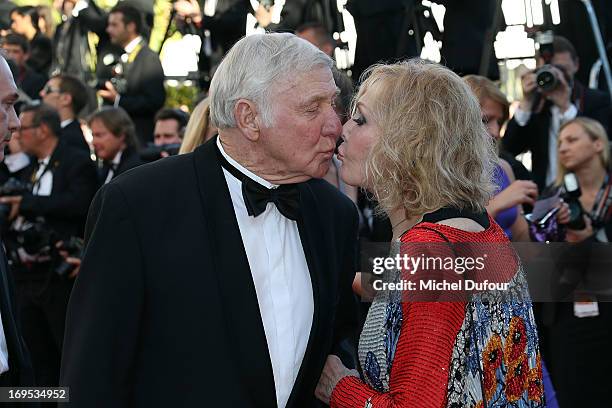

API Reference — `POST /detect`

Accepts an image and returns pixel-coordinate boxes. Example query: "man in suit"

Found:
[1,33,46,101]
[61,33,358,407]
[40,74,90,153]
[88,106,143,186]
[0,103,98,388]
[0,53,35,394]
[502,35,611,190]
[173,0,251,89]
[98,3,165,145]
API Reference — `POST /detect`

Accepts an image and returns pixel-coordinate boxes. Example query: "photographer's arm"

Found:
[117,54,166,116]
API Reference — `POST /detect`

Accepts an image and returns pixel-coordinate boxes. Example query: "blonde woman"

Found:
[315,60,544,408]
[539,117,612,408]
[179,97,216,154]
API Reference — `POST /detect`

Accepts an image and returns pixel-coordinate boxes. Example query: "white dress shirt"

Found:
[4,152,30,174]
[514,103,578,186]
[0,310,8,374]
[217,137,313,408]
[32,156,53,196]
[104,150,123,185]
[60,119,73,129]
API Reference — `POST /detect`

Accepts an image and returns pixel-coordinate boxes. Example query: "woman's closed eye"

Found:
[352,111,366,126]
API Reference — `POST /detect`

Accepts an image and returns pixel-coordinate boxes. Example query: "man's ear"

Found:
[574,57,580,74]
[37,122,50,140]
[60,92,72,110]
[234,99,261,142]
[127,21,137,36]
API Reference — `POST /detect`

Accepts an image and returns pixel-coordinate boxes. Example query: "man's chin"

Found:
[312,162,332,179]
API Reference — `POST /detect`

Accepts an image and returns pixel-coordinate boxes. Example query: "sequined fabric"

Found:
[333,219,545,408]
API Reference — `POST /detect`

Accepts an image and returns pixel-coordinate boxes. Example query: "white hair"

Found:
[209,33,334,129]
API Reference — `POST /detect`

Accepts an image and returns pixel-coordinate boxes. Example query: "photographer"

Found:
[40,74,90,153]
[0,102,98,388]
[99,3,165,145]
[537,117,612,407]
[139,108,188,162]
[502,35,611,191]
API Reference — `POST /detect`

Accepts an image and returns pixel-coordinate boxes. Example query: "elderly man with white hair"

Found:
[60,33,359,408]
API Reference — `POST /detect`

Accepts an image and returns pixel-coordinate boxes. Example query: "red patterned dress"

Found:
[331,216,544,408]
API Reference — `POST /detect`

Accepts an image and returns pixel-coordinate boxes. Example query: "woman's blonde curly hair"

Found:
[357,59,498,217]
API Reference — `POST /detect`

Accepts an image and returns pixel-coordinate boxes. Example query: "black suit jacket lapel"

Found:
[193,138,277,408]
[0,244,26,384]
[286,182,333,407]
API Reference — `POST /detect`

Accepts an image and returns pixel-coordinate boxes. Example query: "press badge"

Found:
[574,301,599,318]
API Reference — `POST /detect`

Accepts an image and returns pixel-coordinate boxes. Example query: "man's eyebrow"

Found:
[303,88,341,105]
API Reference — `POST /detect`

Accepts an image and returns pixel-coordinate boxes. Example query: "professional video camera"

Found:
[139,143,181,162]
[561,173,587,230]
[0,178,32,230]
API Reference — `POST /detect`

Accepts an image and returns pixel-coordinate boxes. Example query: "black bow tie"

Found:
[104,161,119,172]
[217,146,301,221]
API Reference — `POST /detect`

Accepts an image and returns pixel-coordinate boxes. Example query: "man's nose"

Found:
[323,108,342,141]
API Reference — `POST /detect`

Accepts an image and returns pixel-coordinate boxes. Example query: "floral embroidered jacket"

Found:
[331,219,544,408]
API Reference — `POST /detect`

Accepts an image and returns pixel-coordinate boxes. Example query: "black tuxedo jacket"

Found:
[18,141,98,239]
[502,82,611,190]
[0,244,34,390]
[61,120,89,153]
[117,44,166,145]
[97,146,144,186]
[17,66,46,101]
[61,137,359,407]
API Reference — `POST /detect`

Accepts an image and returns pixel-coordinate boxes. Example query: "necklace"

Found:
[392,217,408,231]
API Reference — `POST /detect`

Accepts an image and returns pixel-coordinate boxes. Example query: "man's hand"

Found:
[0,195,22,221]
[519,71,538,111]
[65,257,81,278]
[56,241,82,279]
[97,81,119,103]
[487,180,538,217]
[255,4,274,28]
[542,65,572,113]
[315,355,359,405]
[174,0,202,24]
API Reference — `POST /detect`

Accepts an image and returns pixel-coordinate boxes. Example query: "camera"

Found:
[0,177,32,231]
[7,217,83,278]
[535,65,559,92]
[562,173,587,230]
[54,237,84,278]
[92,53,128,94]
[139,143,181,162]
[533,30,559,92]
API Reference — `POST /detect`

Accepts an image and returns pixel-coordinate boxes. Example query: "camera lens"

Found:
[536,66,558,92]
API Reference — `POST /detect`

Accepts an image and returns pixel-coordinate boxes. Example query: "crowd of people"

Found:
[0,1,609,408]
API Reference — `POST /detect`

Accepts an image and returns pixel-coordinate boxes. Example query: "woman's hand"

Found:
[488,180,538,216]
[556,201,570,225]
[315,355,359,405]
[565,215,594,243]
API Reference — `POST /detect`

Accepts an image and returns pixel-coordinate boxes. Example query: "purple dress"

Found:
[493,164,518,240]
